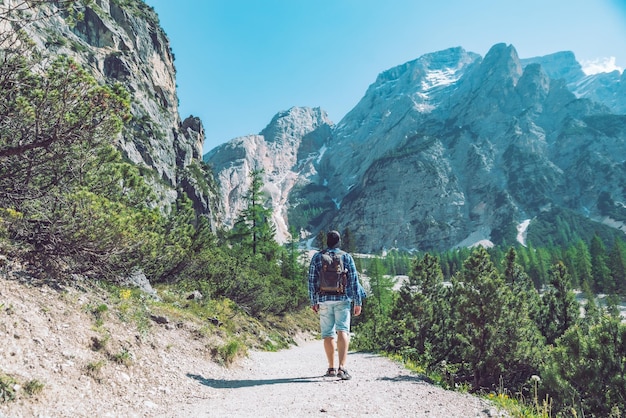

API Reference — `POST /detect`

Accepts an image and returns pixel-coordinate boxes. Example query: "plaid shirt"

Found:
[308,247,362,306]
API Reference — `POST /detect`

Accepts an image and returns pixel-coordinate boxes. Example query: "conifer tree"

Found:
[574,239,593,289]
[608,237,626,295]
[282,225,306,281]
[524,244,546,288]
[0,35,170,279]
[504,247,544,337]
[590,233,612,293]
[580,280,601,329]
[541,312,626,417]
[367,257,393,316]
[539,261,580,345]
[408,253,453,367]
[230,169,278,259]
[451,247,542,390]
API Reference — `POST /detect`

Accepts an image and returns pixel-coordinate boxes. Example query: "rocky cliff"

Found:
[204,107,332,242]
[7,0,220,222]
[206,43,626,252]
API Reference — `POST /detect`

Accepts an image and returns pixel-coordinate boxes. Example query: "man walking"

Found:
[308,230,362,380]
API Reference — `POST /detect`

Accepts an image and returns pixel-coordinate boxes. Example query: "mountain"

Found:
[204,107,333,242]
[9,0,221,224]
[13,0,623,253]
[205,43,626,252]
[521,51,626,114]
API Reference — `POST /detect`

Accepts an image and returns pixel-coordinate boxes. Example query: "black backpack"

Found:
[319,249,347,295]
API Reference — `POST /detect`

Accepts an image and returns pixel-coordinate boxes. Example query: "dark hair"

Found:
[327,230,341,248]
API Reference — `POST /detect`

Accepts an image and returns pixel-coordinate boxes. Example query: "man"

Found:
[308,230,362,380]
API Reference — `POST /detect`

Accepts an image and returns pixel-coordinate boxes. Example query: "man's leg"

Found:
[334,301,353,379]
[323,337,336,368]
[337,331,350,368]
[319,303,336,372]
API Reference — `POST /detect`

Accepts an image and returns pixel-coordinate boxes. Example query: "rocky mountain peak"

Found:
[260,107,331,145]
[521,50,586,84]
[516,63,551,108]
[206,43,626,252]
[479,43,523,81]
[205,106,333,241]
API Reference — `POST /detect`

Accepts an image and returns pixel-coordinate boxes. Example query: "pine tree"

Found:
[410,253,453,367]
[230,169,278,259]
[541,313,626,417]
[451,247,542,390]
[504,247,544,336]
[608,237,626,295]
[525,244,544,289]
[539,261,580,345]
[574,239,593,289]
[367,257,393,316]
[580,280,601,329]
[0,36,175,279]
[590,233,612,293]
[282,225,306,281]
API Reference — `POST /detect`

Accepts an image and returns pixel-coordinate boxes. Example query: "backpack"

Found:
[319,249,347,295]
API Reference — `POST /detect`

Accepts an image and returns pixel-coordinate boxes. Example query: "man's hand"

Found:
[354,305,362,316]
[312,304,319,314]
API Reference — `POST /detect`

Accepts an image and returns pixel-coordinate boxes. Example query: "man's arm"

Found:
[308,254,319,310]
[345,253,362,310]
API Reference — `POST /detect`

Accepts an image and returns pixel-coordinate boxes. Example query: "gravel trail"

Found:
[169,339,506,418]
[0,277,507,418]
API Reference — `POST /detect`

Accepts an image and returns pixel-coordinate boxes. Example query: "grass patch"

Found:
[0,373,46,404]
[111,348,133,367]
[23,379,45,396]
[213,339,247,366]
[0,373,17,403]
[383,353,552,418]
[85,360,106,382]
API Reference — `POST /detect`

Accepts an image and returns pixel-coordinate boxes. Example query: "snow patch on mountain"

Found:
[516,219,531,247]
[317,144,327,164]
[424,68,463,90]
[454,228,494,249]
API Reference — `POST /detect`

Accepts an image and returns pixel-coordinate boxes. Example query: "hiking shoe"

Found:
[324,368,337,377]
[337,367,351,380]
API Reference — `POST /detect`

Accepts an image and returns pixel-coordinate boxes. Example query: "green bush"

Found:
[215,339,246,366]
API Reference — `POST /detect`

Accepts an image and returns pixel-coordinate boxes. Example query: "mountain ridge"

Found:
[205,43,626,252]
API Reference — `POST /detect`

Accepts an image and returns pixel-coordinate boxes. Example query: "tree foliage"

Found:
[229,169,279,259]
[0,2,309,317]
[541,313,626,416]
[176,169,309,315]
[538,261,580,345]
[352,245,626,416]
[0,31,167,278]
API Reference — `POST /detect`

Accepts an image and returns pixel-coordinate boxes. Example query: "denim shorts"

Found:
[319,300,351,338]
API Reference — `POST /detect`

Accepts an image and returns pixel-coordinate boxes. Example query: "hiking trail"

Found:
[169,337,506,417]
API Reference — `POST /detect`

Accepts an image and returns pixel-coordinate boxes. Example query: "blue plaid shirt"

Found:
[308,247,362,306]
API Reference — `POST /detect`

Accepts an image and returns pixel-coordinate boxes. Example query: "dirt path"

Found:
[0,277,507,417]
[168,339,506,418]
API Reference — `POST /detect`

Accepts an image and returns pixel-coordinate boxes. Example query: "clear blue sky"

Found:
[142,0,626,154]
